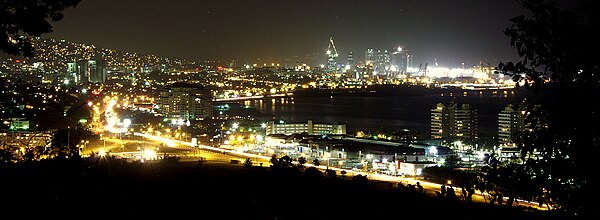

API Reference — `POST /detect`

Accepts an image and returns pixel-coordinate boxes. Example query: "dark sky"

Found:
[49,0,530,67]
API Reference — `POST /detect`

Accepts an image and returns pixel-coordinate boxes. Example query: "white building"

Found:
[266,120,346,136]
[158,82,213,121]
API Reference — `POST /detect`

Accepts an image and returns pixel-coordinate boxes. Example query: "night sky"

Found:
[49,0,531,67]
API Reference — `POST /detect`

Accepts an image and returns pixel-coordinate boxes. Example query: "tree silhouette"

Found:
[0,146,17,164]
[497,0,600,216]
[351,174,369,187]
[297,156,307,167]
[269,154,279,167]
[303,167,323,179]
[278,155,293,168]
[312,158,320,166]
[22,145,48,162]
[443,154,461,168]
[49,127,83,158]
[325,168,336,178]
[0,0,81,57]
[243,158,253,168]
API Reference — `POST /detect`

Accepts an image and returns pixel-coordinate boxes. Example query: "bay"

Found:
[244,88,545,135]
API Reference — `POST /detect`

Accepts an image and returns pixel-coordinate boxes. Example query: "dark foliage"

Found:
[1,0,81,57]
[496,0,600,217]
[0,157,557,219]
[499,0,600,93]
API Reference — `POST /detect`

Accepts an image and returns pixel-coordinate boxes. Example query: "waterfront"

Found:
[245,88,547,135]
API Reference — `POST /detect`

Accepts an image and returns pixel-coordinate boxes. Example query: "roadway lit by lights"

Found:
[132,132,272,162]
[133,132,190,148]
[104,99,120,133]
[91,95,132,134]
[130,132,545,210]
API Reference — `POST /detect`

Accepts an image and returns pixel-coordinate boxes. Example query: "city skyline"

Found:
[2,1,598,217]
[48,0,531,67]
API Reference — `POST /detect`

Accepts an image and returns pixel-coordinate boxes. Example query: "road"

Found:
[85,132,545,211]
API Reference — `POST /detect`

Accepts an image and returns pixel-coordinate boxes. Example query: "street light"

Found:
[84,140,89,155]
[80,140,84,153]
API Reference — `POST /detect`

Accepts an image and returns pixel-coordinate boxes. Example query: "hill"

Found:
[0,156,557,219]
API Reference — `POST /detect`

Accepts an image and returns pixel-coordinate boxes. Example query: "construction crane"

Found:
[326,37,338,71]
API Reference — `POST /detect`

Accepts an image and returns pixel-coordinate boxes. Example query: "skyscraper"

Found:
[66,62,77,83]
[376,49,391,76]
[326,37,338,72]
[498,104,527,146]
[365,48,391,77]
[365,48,374,66]
[406,54,414,73]
[390,46,414,74]
[347,51,354,67]
[88,59,107,83]
[75,58,107,84]
[431,101,478,143]
[158,82,213,121]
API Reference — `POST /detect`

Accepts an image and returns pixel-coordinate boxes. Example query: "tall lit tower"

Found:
[431,101,478,144]
[498,104,528,146]
[406,54,414,72]
[326,37,338,71]
[347,51,354,67]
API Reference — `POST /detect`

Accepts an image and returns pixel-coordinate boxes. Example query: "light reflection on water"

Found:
[246,89,538,134]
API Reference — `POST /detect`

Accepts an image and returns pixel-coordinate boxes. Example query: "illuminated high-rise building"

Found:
[431,101,478,143]
[347,51,354,67]
[326,37,338,72]
[66,62,77,83]
[88,59,107,83]
[376,49,391,76]
[266,120,346,135]
[75,57,107,84]
[365,48,391,77]
[391,46,414,74]
[158,82,213,121]
[365,48,374,66]
[498,104,527,146]
[406,54,414,72]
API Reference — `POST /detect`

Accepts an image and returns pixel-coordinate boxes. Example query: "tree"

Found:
[0,0,81,57]
[49,127,82,158]
[303,167,323,179]
[325,168,336,178]
[312,158,320,166]
[443,154,461,168]
[351,174,369,187]
[22,145,48,162]
[269,154,279,167]
[243,158,253,168]
[499,0,600,93]
[278,155,293,168]
[297,156,307,167]
[0,146,17,164]
[497,0,600,217]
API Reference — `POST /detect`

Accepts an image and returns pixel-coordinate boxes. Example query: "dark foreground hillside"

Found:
[1,156,558,219]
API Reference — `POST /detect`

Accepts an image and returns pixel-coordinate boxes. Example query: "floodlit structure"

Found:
[158,82,213,121]
[431,101,478,143]
[266,119,346,136]
[326,37,339,72]
[365,48,391,77]
[498,104,527,146]
[74,57,107,84]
